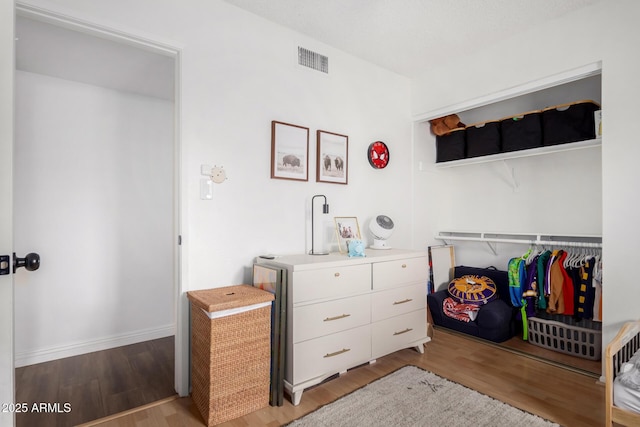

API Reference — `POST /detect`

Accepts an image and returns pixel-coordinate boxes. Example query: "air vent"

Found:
[298,46,328,74]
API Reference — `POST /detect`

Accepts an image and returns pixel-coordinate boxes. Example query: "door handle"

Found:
[13,252,40,273]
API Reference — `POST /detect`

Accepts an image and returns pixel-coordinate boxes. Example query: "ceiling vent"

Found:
[298,46,328,74]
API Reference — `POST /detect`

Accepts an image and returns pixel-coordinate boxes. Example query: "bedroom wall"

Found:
[15,0,414,385]
[20,0,414,285]
[13,71,175,366]
[411,0,640,352]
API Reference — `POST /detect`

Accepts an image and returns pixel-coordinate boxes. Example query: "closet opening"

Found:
[417,63,603,378]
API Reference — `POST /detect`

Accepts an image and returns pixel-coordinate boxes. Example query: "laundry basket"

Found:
[187,285,274,426]
[527,313,602,361]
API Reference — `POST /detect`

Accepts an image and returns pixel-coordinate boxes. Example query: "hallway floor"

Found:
[15,336,175,427]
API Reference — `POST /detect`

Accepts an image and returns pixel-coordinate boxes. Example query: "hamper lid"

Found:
[500,109,542,121]
[541,99,601,112]
[187,284,274,313]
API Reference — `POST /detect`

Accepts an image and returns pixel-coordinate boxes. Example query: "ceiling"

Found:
[15,15,175,101]
[221,0,603,78]
[14,1,602,99]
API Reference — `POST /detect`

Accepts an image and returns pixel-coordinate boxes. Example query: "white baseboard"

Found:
[15,324,176,367]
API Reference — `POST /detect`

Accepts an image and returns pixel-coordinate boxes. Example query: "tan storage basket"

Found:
[187,285,274,426]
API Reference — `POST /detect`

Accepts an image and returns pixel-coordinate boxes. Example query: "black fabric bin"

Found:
[436,127,466,162]
[500,110,542,153]
[542,100,600,146]
[466,121,501,158]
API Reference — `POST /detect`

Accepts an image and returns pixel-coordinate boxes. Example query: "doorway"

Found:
[13,9,181,425]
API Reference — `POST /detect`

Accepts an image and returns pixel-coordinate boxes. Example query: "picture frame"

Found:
[271,121,309,181]
[317,130,348,184]
[334,216,361,253]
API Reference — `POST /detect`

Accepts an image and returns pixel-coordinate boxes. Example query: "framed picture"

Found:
[334,216,361,253]
[317,130,348,184]
[271,121,309,181]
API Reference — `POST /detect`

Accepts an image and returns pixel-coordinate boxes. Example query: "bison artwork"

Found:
[334,156,344,171]
[282,154,301,168]
[324,155,332,171]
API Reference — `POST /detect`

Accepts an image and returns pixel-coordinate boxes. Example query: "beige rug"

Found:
[287,365,558,427]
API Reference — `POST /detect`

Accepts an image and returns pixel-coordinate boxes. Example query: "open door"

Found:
[0,5,15,427]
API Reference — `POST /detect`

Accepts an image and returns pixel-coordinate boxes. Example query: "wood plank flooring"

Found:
[496,333,601,376]
[15,336,175,427]
[86,328,605,427]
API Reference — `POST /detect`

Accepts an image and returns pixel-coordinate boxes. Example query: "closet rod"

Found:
[435,232,602,249]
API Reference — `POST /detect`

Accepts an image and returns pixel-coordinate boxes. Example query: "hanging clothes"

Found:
[576,257,596,319]
[522,257,539,318]
[559,251,574,316]
[508,252,529,340]
[536,250,551,310]
[546,250,566,314]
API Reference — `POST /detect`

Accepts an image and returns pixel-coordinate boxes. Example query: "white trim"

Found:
[15,324,176,368]
[413,62,602,123]
[15,3,184,55]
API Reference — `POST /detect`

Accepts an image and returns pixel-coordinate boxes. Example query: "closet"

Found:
[416,62,603,371]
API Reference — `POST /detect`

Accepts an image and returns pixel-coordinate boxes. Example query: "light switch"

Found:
[200,164,212,175]
[200,178,213,200]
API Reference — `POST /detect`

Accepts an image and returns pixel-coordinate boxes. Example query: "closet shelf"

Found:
[435,231,602,255]
[436,137,601,168]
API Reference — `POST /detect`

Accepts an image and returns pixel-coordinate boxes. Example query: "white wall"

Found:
[14,71,175,366]
[19,0,414,286]
[411,0,640,350]
[15,0,414,386]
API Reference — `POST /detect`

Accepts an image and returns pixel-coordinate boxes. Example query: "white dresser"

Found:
[258,249,430,405]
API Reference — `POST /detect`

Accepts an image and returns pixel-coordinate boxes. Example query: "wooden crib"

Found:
[605,320,640,426]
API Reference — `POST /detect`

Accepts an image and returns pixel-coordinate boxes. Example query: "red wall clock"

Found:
[367,141,389,169]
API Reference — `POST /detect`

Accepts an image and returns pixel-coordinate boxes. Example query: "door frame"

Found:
[14,3,189,396]
[1,4,16,426]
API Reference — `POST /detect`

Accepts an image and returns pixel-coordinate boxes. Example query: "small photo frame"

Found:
[334,216,361,253]
[271,121,309,181]
[317,130,348,184]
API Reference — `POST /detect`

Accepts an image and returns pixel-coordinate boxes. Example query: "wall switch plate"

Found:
[200,178,213,200]
[200,164,212,175]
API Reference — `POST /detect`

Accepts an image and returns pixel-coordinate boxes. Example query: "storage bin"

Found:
[436,127,466,162]
[527,313,602,361]
[542,100,601,146]
[465,120,501,158]
[500,110,543,153]
[187,285,274,426]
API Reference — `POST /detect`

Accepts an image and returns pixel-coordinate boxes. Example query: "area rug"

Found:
[287,365,558,427]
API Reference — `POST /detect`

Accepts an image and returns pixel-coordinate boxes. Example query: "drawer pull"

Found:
[393,328,413,336]
[401,264,407,268]
[324,348,351,358]
[393,298,413,305]
[324,313,351,322]
[334,272,340,277]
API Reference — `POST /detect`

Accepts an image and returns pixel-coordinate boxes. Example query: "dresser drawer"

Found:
[293,294,371,343]
[292,263,371,303]
[371,283,425,322]
[372,256,427,290]
[292,324,371,384]
[371,309,427,358]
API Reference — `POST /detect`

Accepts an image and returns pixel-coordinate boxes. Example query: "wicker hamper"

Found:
[527,313,602,361]
[436,127,466,162]
[187,285,274,426]
[541,100,601,146]
[500,110,543,153]
[465,120,501,158]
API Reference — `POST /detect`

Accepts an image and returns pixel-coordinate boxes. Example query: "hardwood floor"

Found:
[86,328,605,427]
[496,333,602,376]
[14,336,175,427]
